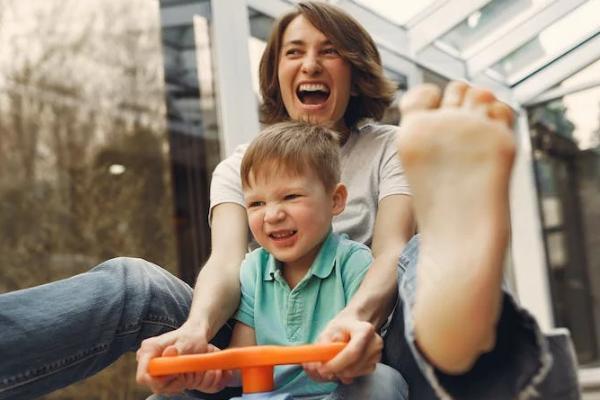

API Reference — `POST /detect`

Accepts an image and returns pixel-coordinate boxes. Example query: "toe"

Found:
[488,101,515,127]
[441,81,469,107]
[400,83,441,116]
[463,86,496,109]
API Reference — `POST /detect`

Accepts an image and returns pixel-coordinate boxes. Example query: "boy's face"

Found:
[244,166,346,272]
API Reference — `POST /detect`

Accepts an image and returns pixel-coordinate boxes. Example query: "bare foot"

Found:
[397,82,516,373]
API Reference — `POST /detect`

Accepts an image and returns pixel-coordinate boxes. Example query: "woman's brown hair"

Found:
[258,1,397,129]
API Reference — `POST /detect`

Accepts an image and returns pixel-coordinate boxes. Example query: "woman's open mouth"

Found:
[296,83,330,106]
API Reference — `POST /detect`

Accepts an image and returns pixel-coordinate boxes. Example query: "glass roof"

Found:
[437,0,551,56]
[346,0,600,101]
[353,0,439,26]
[489,0,600,84]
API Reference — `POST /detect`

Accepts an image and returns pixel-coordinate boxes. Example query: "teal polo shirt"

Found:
[235,230,372,396]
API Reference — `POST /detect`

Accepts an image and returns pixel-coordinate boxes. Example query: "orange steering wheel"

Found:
[148,342,346,394]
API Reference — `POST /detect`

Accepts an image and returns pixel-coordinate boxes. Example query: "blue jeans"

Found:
[0,238,581,399]
[0,258,193,400]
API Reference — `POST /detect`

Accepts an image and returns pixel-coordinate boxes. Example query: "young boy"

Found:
[191,121,407,399]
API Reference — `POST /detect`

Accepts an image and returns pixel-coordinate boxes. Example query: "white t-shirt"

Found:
[209,123,412,249]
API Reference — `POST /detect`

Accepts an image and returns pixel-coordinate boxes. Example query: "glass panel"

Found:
[354,0,438,26]
[159,0,221,285]
[438,0,548,55]
[560,58,600,90]
[0,0,173,397]
[528,81,600,365]
[490,0,600,83]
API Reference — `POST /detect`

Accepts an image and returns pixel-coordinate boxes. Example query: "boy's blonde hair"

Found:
[241,121,341,191]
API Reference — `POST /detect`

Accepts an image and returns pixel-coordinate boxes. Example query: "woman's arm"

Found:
[345,194,415,326]
[136,202,249,394]
[313,194,414,382]
[186,203,250,337]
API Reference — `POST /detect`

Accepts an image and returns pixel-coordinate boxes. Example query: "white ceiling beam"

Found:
[513,33,600,103]
[466,0,589,76]
[213,0,260,156]
[408,0,490,53]
[334,0,411,57]
[525,78,600,106]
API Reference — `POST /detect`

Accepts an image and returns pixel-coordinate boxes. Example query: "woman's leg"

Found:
[0,257,192,400]
[384,235,580,400]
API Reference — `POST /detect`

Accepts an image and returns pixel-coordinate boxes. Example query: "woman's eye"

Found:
[285,48,301,56]
[322,47,339,55]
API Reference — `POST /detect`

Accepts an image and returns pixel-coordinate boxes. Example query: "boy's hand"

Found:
[305,316,382,384]
[136,323,213,395]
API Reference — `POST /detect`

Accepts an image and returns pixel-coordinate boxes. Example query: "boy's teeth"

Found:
[271,230,295,238]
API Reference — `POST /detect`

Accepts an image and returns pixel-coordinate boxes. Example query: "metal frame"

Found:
[509,110,555,331]
[525,78,600,106]
[212,0,260,157]
[513,33,600,103]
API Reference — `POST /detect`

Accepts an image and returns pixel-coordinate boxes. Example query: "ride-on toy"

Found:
[148,343,346,399]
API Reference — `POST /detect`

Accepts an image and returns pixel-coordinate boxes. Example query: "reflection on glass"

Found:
[542,196,563,228]
[354,0,438,26]
[0,0,173,397]
[490,0,600,82]
[547,231,568,268]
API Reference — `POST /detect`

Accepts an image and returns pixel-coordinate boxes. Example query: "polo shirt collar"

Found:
[263,228,338,281]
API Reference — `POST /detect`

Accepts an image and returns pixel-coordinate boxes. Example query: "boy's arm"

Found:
[230,322,258,347]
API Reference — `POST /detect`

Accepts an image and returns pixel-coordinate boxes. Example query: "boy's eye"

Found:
[247,201,265,208]
[284,194,301,201]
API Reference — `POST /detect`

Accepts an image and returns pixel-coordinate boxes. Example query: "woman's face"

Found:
[277,15,353,133]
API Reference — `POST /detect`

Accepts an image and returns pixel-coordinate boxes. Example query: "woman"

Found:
[0,2,577,400]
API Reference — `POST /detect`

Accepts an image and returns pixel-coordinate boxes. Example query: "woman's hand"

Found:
[136,323,213,395]
[174,345,234,394]
[303,315,383,384]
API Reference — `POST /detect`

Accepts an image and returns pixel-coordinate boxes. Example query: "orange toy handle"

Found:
[148,342,346,376]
